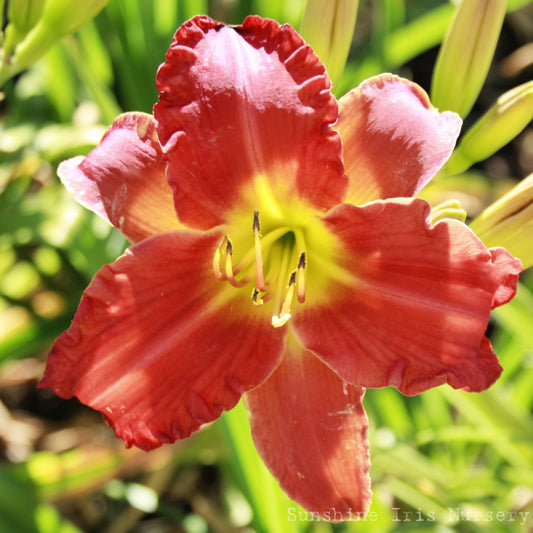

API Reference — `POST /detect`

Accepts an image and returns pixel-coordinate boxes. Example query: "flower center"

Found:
[212,210,307,328]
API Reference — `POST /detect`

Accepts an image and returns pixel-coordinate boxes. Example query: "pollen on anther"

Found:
[224,238,234,281]
[253,211,265,292]
[253,210,261,233]
[275,270,296,324]
[288,270,296,287]
[252,288,264,306]
[298,251,306,270]
[297,251,306,303]
[226,238,233,256]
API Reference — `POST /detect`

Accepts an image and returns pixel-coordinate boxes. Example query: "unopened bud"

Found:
[446,81,533,175]
[5,0,109,77]
[1,0,46,59]
[299,0,359,88]
[470,173,533,269]
[431,0,506,118]
[9,0,46,33]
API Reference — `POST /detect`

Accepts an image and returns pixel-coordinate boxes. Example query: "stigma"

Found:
[212,211,307,328]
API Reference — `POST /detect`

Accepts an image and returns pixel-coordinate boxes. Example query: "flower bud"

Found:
[431,0,506,118]
[4,0,109,79]
[9,0,46,34]
[1,0,46,59]
[299,0,359,88]
[470,173,533,269]
[446,81,533,175]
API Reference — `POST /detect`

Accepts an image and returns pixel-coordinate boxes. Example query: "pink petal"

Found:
[293,199,521,396]
[39,230,286,450]
[245,335,371,519]
[336,75,462,204]
[154,15,347,229]
[58,112,181,243]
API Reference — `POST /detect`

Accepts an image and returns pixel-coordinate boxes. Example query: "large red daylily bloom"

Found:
[40,15,521,520]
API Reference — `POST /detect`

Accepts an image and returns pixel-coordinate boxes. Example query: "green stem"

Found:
[220,402,302,533]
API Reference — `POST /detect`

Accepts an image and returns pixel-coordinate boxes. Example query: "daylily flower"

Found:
[39,15,522,520]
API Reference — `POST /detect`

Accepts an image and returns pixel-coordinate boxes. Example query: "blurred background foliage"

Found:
[1,0,533,532]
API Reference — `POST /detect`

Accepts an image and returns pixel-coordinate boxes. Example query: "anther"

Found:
[253,210,265,292]
[297,251,306,303]
[252,288,264,306]
[253,210,261,233]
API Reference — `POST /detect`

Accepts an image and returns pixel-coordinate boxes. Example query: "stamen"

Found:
[213,212,309,328]
[212,237,226,280]
[297,251,306,303]
[224,238,247,288]
[272,270,296,328]
[253,210,265,292]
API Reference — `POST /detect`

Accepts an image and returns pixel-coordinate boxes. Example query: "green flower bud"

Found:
[431,0,506,118]
[1,0,46,58]
[446,81,533,175]
[470,173,533,269]
[1,0,110,85]
[9,0,47,34]
[299,0,359,88]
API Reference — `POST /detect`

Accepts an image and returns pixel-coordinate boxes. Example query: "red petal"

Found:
[39,230,286,450]
[154,15,346,229]
[337,75,461,204]
[489,246,523,307]
[245,335,371,519]
[293,199,521,395]
[58,112,181,243]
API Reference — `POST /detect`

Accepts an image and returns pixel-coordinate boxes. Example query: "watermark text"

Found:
[288,507,530,526]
